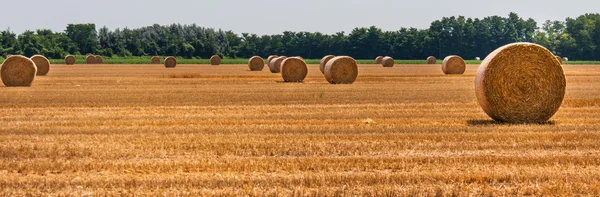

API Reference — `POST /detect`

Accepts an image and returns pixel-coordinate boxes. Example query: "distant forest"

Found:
[0,12,599,60]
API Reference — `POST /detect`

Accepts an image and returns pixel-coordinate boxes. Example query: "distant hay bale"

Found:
[555,56,563,64]
[210,55,221,66]
[375,56,383,64]
[280,57,308,82]
[95,55,103,64]
[248,56,265,71]
[382,56,394,67]
[268,57,285,73]
[151,56,161,64]
[442,55,466,74]
[30,55,50,76]
[562,57,569,62]
[475,42,566,123]
[267,55,278,66]
[85,55,95,64]
[320,55,335,74]
[1,55,37,87]
[427,56,437,64]
[65,55,75,65]
[324,56,358,84]
[475,57,481,61]
[164,56,177,68]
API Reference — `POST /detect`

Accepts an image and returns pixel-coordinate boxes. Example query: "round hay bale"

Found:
[324,56,358,84]
[382,56,394,67]
[1,55,37,87]
[280,57,308,82]
[562,57,569,62]
[267,55,278,66]
[248,56,265,71]
[164,56,177,68]
[30,55,50,76]
[320,55,335,74]
[210,55,221,66]
[475,42,566,123]
[65,55,76,65]
[85,55,95,64]
[95,55,103,64]
[555,56,563,64]
[292,56,304,60]
[269,57,285,73]
[442,55,466,74]
[427,56,437,64]
[375,56,383,64]
[151,56,161,64]
[475,57,481,61]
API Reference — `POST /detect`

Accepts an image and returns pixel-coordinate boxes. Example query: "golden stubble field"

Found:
[0,64,600,196]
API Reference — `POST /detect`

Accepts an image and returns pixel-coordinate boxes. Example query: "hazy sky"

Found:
[2,0,598,34]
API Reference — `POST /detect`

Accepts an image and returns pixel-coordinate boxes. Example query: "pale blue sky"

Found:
[2,0,598,34]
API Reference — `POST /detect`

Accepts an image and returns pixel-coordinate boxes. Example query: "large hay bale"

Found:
[320,55,335,74]
[442,55,466,74]
[475,42,566,123]
[280,57,308,82]
[324,56,358,84]
[555,56,563,64]
[1,55,37,87]
[382,56,394,67]
[164,56,177,68]
[65,55,75,65]
[151,56,161,64]
[30,55,50,76]
[85,55,95,64]
[248,56,265,71]
[269,57,285,73]
[427,56,437,64]
[292,56,304,60]
[210,55,221,66]
[375,56,383,64]
[95,55,103,64]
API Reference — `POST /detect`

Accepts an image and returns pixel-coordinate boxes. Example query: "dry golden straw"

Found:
[1,55,37,87]
[65,55,75,65]
[269,57,285,73]
[382,56,394,67]
[248,56,265,71]
[164,56,177,68]
[375,56,383,64]
[427,56,437,64]
[267,55,278,66]
[95,55,103,64]
[85,55,96,64]
[151,56,161,64]
[320,55,335,74]
[210,55,221,66]
[280,57,308,82]
[442,55,466,74]
[324,56,358,84]
[30,55,50,76]
[475,42,566,123]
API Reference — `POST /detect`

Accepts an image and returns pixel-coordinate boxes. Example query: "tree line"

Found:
[0,12,598,60]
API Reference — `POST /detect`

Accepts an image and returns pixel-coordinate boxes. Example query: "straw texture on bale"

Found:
[65,55,75,65]
[164,56,177,68]
[151,56,161,64]
[210,55,221,65]
[375,56,384,64]
[248,56,265,71]
[30,55,50,76]
[1,55,37,87]
[320,55,335,74]
[95,55,103,64]
[268,57,285,73]
[85,55,95,64]
[442,55,466,74]
[382,56,394,67]
[475,42,566,123]
[427,56,437,64]
[267,55,278,66]
[324,56,358,84]
[555,56,563,64]
[280,57,308,82]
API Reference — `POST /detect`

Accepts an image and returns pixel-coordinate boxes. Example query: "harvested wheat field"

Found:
[1,64,600,196]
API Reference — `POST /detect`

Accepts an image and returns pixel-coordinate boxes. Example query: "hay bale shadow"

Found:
[467,119,556,126]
